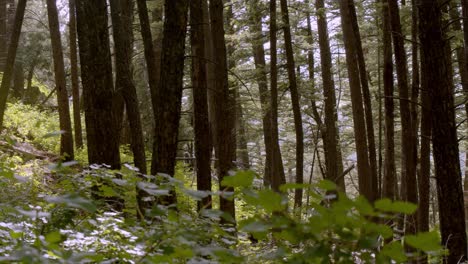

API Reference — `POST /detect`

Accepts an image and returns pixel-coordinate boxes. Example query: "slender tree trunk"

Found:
[248,0,274,185]
[418,1,467,262]
[150,0,189,206]
[0,0,6,71]
[269,0,286,192]
[0,0,26,130]
[209,0,236,218]
[387,0,417,235]
[46,0,74,161]
[339,0,373,202]
[349,1,378,199]
[280,0,304,206]
[69,0,83,149]
[110,0,147,215]
[381,0,396,201]
[135,0,159,124]
[75,0,120,169]
[315,0,345,191]
[202,0,216,168]
[418,49,431,264]
[190,0,212,210]
[12,62,23,99]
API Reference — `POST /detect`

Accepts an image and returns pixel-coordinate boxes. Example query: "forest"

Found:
[0,0,465,263]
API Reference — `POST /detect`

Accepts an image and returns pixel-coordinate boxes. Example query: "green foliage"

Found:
[3,102,61,153]
[0,163,446,263]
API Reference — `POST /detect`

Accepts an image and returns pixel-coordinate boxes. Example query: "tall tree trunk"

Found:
[349,1,379,199]
[269,0,286,192]
[339,0,373,202]
[456,0,468,191]
[75,0,120,169]
[387,0,417,235]
[110,0,147,215]
[315,0,345,191]
[381,0,396,201]
[150,0,189,206]
[418,0,467,262]
[0,0,6,71]
[135,0,159,125]
[46,0,74,161]
[235,90,250,169]
[190,0,212,210]
[418,48,431,264]
[247,0,274,185]
[12,62,23,99]
[202,0,217,165]
[0,0,26,130]
[210,0,236,218]
[280,0,304,206]
[69,0,83,149]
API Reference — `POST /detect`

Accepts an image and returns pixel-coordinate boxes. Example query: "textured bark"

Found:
[280,0,304,205]
[0,0,6,70]
[150,0,188,206]
[190,0,212,210]
[460,0,468,191]
[235,90,250,169]
[46,0,74,161]
[339,0,373,202]
[315,0,345,191]
[418,0,467,262]
[387,0,417,235]
[210,0,236,218]
[418,51,431,263]
[349,1,378,199]
[69,0,83,149]
[0,0,26,130]
[269,0,286,192]
[381,0,396,201]
[110,0,147,215]
[248,0,274,185]
[76,0,120,169]
[12,62,23,99]
[135,0,159,124]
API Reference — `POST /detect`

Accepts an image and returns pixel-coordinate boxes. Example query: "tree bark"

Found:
[269,0,286,192]
[418,0,467,262]
[135,0,159,125]
[69,0,83,149]
[338,0,373,202]
[349,1,379,199]
[381,0,396,201]
[387,0,417,235]
[46,0,74,161]
[0,0,26,130]
[315,0,345,191]
[209,0,236,218]
[190,0,212,210]
[280,0,304,206]
[75,0,120,169]
[0,0,6,71]
[150,0,189,206]
[247,0,275,185]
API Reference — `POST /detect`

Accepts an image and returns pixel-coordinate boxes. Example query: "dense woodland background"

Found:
[0,0,466,262]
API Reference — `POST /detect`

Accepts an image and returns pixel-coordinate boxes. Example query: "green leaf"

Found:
[221,170,255,188]
[391,201,417,215]
[46,194,97,213]
[257,189,285,213]
[405,231,442,252]
[9,231,23,239]
[45,231,62,244]
[379,241,407,263]
[317,180,337,191]
[375,199,417,215]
